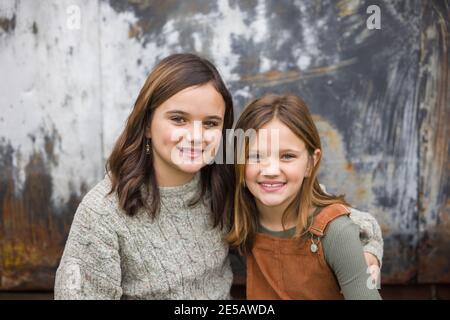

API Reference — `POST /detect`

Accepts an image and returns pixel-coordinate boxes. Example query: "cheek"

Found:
[245,164,260,182]
[151,121,179,149]
[203,129,222,146]
[284,162,307,184]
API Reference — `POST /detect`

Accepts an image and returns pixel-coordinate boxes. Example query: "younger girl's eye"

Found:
[281,153,296,160]
[171,116,186,124]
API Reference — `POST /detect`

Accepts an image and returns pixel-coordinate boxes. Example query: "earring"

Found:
[242,179,246,188]
[146,139,151,154]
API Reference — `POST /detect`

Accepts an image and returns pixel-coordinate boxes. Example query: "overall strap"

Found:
[308,204,350,237]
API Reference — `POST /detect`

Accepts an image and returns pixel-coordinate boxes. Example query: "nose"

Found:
[185,120,203,147]
[260,156,280,176]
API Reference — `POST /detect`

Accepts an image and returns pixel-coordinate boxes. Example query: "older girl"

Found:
[55,53,234,299]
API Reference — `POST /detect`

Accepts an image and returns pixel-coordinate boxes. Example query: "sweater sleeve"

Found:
[54,201,123,300]
[322,216,382,300]
[348,207,384,267]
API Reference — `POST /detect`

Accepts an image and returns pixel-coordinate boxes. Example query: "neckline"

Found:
[158,172,201,197]
[257,206,323,235]
[258,223,296,234]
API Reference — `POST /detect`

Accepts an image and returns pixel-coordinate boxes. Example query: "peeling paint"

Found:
[0,0,104,207]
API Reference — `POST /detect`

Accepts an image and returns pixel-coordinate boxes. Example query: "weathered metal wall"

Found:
[0,0,448,290]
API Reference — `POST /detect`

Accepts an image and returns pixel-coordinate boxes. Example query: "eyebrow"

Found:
[248,148,302,154]
[279,149,302,153]
[165,110,223,121]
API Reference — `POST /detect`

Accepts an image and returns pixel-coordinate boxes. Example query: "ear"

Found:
[305,149,321,177]
[312,148,321,167]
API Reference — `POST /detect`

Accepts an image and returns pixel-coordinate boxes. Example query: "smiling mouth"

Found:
[258,182,287,192]
[177,147,203,158]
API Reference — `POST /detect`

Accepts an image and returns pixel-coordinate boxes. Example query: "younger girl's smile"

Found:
[257,181,287,193]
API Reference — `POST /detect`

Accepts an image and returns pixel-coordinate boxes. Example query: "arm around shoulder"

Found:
[348,207,384,267]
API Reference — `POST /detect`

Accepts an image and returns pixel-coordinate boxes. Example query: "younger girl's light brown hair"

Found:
[225,94,349,255]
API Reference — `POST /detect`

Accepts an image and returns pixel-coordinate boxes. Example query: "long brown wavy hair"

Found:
[105,53,234,229]
[225,94,349,255]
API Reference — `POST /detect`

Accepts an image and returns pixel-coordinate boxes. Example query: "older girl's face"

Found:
[245,118,319,209]
[146,82,225,186]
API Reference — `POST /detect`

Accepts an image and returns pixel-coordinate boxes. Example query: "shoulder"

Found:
[323,216,360,246]
[79,174,121,217]
[348,207,377,225]
[67,175,126,236]
[67,175,125,241]
[347,207,380,241]
[326,215,358,233]
[322,216,362,265]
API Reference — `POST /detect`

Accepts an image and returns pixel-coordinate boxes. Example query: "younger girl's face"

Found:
[147,82,225,184]
[245,118,318,209]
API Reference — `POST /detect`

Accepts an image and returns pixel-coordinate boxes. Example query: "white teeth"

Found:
[179,148,202,155]
[260,183,285,188]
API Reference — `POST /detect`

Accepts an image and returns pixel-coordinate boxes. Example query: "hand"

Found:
[364,252,381,288]
[364,252,380,267]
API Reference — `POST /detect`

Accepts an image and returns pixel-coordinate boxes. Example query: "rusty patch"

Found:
[128,21,143,39]
[0,140,83,290]
[417,0,450,283]
[336,0,360,18]
[419,223,450,283]
[239,58,357,87]
[0,14,16,33]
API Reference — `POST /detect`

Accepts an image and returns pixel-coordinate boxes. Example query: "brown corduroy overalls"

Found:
[246,203,350,300]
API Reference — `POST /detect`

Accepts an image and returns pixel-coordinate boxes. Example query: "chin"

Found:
[176,163,205,174]
[255,195,287,207]
[261,200,286,207]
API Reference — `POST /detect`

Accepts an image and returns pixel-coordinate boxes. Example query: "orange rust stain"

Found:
[346,162,354,171]
[0,152,75,289]
[128,22,143,39]
[240,70,300,82]
[355,186,367,201]
[336,0,358,18]
[240,59,357,87]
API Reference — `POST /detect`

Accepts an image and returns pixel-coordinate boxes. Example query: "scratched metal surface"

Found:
[0,0,448,290]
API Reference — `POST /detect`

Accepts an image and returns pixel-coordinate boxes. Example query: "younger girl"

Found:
[227,94,382,300]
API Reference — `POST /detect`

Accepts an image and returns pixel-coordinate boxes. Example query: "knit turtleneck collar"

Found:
[158,172,201,198]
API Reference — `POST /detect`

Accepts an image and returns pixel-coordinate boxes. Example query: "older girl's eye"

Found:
[203,121,219,128]
[171,116,186,124]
